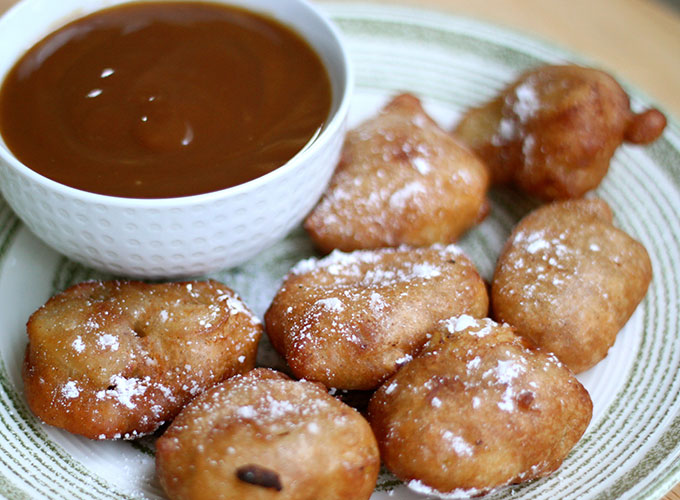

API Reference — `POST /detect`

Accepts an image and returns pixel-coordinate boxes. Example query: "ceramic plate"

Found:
[0,3,679,499]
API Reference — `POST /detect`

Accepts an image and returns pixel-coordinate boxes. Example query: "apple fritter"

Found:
[305,93,489,252]
[264,244,488,390]
[156,368,379,500]
[368,315,592,495]
[23,279,262,439]
[453,64,666,200]
[491,198,652,372]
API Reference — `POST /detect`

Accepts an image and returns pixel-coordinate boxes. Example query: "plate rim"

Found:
[0,2,678,499]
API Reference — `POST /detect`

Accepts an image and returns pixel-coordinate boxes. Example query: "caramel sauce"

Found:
[0,2,332,198]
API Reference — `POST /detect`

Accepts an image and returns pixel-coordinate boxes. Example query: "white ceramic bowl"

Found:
[0,0,351,278]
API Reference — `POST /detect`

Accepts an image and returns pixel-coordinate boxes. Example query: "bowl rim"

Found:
[0,0,353,208]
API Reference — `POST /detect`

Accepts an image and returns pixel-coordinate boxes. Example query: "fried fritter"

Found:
[23,279,262,440]
[492,198,652,372]
[368,315,592,495]
[453,64,667,200]
[264,244,488,390]
[305,93,489,252]
[155,368,380,500]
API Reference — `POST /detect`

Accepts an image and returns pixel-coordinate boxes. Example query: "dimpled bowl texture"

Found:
[0,0,351,278]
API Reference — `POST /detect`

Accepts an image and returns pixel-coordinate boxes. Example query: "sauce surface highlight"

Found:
[0,2,332,198]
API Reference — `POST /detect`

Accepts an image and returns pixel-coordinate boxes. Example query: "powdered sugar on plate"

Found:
[407,479,485,499]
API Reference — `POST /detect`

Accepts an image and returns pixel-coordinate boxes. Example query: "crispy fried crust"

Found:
[368,316,592,494]
[453,64,666,200]
[23,280,262,439]
[305,93,489,252]
[491,199,652,372]
[264,244,488,390]
[155,368,380,500]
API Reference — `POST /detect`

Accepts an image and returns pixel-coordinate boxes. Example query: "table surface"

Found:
[0,0,678,499]
[322,0,680,121]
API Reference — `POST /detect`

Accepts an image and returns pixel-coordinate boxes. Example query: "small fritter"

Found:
[156,368,380,500]
[492,198,652,372]
[305,93,489,252]
[453,64,667,200]
[368,315,592,495]
[265,244,488,390]
[23,280,262,440]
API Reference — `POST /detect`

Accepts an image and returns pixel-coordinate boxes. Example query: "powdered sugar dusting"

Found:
[71,336,85,353]
[290,245,465,289]
[395,353,413,366]
[522,133,536,161]
[315,297,345,313]
[236,405,257,419]
[96,375,150,410]
[526,239,550,254]
[513,79,540,122]
[443,315,494,337]
[494,117,517,143]
[483,358,528,413]
[369,291,386,314]
[412,156,432,174]
[442,431,474,457]
[97,333,119,351]
[490,78,540,155]
[224,294,262,326]
[61,381,80,399]
[445,314,478,333]
[389,181,427,209]
[292,248,380,276]
[407,479,483,499]
[384,381,398,394]
[189,373,348,439]
[411,263,442,279]
[496,212,622,310]
[466,356,481,371]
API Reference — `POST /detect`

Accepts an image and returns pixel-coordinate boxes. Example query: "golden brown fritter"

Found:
[368,316,592,495]
[265,244,488,390]
[156,368,380,500]
[23,279,262,440]
[305,93,489,252]
[453,64,666,200]
[492,198,652,372]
